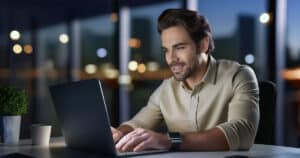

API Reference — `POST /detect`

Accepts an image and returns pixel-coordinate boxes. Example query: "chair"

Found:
[255,81,277,144]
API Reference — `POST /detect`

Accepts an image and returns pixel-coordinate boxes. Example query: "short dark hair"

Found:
[157,9,215,53]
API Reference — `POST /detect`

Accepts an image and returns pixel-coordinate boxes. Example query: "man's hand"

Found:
[116,128,171,152]
[111,127,124,143]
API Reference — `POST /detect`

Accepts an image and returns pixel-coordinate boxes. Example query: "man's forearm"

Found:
[180,127,229,151]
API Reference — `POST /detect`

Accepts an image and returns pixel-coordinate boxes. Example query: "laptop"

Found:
[49,79,168,157]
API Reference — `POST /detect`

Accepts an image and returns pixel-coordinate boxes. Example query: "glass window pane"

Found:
[198,0,268,80]
[129,1,181,117]
[285,0,300,145]
[36,23,68,136]
[79,14,117,120]
[80,15,116,69]
[287,0,300,68]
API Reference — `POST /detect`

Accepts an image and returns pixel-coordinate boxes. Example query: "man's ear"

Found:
[198,36,209,54]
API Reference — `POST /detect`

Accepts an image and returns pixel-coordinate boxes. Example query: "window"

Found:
[129,1,181,116]
[198,0,268,80]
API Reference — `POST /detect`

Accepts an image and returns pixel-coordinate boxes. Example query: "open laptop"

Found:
[49,79,168,157]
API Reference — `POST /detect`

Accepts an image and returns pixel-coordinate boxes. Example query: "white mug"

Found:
[31,124,52,146]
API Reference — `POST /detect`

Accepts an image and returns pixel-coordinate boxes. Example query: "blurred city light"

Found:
[110,13,118,23]
[147,61,160,71]
[12,44,22,54]
[9,30,21,41]
[24,44,33,54]
[283,68,300,80]
[259,13,270,24]
[100,63,119,79]
[129,38,141,48]
[137,63,146,73]
[244,54,255,64]
[96,48,107,58]
[128,60,138,71]
[84,64,97,74]
[59,33,69,44]
[103,68,119,79]
[118,74,132,85]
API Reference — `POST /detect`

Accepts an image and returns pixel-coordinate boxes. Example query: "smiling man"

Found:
[111,9,259,152]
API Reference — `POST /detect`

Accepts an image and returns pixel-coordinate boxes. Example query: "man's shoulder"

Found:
[214,59,256,82]
[216,59,253,73]
[217,59,241,68]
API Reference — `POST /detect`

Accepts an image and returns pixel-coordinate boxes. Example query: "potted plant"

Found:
[0,86,27,145]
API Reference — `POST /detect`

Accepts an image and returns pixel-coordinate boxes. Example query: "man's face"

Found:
[161,26,201,81]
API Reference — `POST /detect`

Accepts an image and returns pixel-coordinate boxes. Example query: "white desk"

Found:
[1,137,300,158]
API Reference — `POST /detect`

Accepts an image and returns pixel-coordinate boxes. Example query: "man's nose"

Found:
[169,51,179,61]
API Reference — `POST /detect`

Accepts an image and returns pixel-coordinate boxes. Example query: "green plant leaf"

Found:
[0,86,28,115]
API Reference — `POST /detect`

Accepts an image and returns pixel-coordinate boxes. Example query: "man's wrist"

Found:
[163,134,172,149]
[117,125,134,136]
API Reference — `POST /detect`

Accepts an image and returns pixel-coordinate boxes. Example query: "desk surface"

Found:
[1,137,300,158]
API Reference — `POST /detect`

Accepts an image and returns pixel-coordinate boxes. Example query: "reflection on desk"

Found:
[1,137,300,158]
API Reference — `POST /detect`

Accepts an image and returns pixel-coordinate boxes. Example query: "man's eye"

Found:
[177,46,185,50]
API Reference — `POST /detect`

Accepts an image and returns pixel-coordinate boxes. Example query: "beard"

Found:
[169,61,198,81]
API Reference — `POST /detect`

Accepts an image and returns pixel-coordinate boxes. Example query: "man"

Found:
[112,8,259,152]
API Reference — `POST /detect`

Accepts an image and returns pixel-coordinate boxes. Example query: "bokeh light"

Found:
[259,13,270,24]
[24,44,33,54]
[10,30,21,41]
[128,60,138,71]
[147,61,160,71]
[110,13,118,23]
[97,48,107,58]
[84,64,97,74]
[129,38,141,48]
[137,63,146,73]
[12,44,23,54]
[59,33,69,44]
[244,54,255,64]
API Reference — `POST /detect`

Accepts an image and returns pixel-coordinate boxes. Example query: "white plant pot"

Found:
[2,115,21,145]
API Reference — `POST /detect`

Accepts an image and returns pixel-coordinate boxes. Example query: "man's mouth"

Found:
[170,63,185,73]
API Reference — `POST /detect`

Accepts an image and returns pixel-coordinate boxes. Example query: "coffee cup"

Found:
[31,124,52,146]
